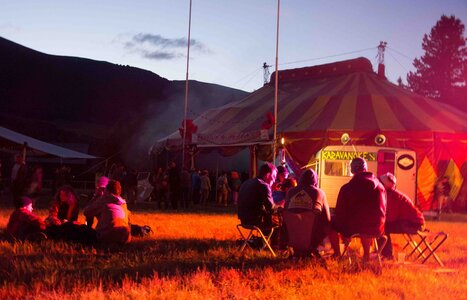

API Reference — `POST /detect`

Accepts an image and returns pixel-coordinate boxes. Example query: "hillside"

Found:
[0,37,249,162]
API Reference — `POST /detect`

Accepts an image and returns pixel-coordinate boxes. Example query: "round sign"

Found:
[397,154,415,170]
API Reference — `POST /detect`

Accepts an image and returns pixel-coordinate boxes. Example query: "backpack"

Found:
[130,224,153,237]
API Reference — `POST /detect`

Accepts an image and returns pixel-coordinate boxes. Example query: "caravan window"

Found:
[324,161,352,177]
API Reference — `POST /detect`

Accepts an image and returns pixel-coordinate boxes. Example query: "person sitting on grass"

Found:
[6,196,46,241]
[45,185,79,226]
[378,173,425,259]
[85,176,109,228]
[83,180,131,244]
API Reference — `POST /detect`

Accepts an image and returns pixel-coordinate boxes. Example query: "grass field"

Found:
[0,206,466,299]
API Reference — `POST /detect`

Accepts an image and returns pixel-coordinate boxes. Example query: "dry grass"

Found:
[0,207,466,299]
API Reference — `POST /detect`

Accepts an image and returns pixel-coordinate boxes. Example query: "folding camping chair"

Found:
[282,210,316,257]
[402,229,448,267]
[341,233,387,271]
[236,223,279,257]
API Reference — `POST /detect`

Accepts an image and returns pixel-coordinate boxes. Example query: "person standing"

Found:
[216,172,230,207]
[191,169,201,205]
[10,154,28,208]
[330,157,386,260]
[180,167,192,209]
[200,170,211,205]
[124,168,138,205]
[167,162,180,210]
[230,171,242,205]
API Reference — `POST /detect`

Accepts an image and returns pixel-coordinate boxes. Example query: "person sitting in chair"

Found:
[378,172,425,259]
[237,162,279,231]
[330,157,386,261]
[7,196,46,241]
[284,169,331,256]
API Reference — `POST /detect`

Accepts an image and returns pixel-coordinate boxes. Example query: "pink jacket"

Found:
[83,194,131,244]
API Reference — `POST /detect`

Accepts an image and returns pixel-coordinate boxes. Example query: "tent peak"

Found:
[270,57,373,84]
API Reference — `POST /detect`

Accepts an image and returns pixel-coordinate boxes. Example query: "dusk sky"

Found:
[1,0,466,92]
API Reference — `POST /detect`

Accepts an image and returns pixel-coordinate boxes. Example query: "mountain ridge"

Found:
[0,36,249,162]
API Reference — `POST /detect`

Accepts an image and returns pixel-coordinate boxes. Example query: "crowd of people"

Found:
[6,176,133,245]
[147,163,249,210]
[0,152,442,260]
[237,158,426,261]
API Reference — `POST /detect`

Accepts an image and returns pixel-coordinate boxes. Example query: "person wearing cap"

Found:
[84,176,109,227]
[6,196,46,240]
[83,180,131,244]
[378,172,425,259]
[330,157,386,260]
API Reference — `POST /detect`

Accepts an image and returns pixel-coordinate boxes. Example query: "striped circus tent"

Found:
[151,57,467,210]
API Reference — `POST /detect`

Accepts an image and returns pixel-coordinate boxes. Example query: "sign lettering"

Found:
[321,150,376,161]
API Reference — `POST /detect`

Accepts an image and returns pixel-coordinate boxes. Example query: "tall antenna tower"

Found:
[263,62,271,85]
[377,41,387,64]
[377,41,387,79]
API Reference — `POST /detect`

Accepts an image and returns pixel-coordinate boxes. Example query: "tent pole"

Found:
[272,0,280,163]
[182,0,193,169]
[249,145,258,178]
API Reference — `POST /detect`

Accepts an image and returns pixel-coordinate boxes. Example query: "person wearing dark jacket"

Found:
[7,196,46,240]
[330,157,387,260]
[237,163,278,230]
[378,172,425,259]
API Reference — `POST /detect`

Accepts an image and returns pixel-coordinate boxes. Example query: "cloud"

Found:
[121,33,211,61]
[141,50,182,60]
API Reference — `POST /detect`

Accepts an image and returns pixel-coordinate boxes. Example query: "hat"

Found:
[350,157,367,174]
[96,176,109,188]
[20,197,33,208]
[380,172,396,189]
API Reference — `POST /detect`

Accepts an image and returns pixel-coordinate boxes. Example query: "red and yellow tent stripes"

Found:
[151,57,467,210]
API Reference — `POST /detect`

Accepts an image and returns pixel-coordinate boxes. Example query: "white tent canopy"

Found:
[0,126,97,159]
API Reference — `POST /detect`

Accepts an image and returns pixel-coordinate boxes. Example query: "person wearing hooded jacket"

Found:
[284,168,331,252]
[83,180,131,244]
[330,157,386,260]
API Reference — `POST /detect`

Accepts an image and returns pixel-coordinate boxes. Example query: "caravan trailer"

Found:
[307,145,417,208]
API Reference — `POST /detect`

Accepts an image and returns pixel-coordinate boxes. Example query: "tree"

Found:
[407,15,466,104]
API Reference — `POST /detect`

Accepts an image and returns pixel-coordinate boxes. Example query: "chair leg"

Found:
[237,225,277,257]
[401,232,447,267]
[237,225,254,253]
[256,227,276,257]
